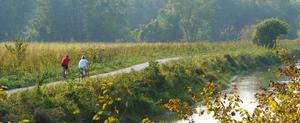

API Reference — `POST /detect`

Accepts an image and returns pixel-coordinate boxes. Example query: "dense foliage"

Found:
[252,18,290,48]
[0,0,300,42]
[0,0,165,41]
[138,0,300,42]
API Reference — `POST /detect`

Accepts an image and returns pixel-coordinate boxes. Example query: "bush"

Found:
[252,18,289,48]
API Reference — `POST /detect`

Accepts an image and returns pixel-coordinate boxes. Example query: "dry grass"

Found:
[0,41,295,89]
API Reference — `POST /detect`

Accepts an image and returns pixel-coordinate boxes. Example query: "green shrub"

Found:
[33,108,52,123]
[252,18,289,48]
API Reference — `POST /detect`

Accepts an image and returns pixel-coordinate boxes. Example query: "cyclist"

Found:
[61,55,71,78]
[79,56,89,79]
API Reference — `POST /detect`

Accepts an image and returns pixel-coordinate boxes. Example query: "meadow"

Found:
[1,40,299,122]
[0,41,280,89]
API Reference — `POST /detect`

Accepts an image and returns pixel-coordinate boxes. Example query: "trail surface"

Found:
[6,57,181,93]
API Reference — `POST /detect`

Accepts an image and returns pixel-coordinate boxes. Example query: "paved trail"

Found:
[7,57,181,93]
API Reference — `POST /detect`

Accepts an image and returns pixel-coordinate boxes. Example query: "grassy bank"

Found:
[0,41,274,89]
[0,46,285,123]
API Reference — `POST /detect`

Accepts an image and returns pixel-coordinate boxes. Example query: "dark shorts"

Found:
[79,67,87,72]
[62,64,69,70]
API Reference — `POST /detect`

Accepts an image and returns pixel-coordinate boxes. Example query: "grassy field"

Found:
[0,41,285,89]
[1,40,299,122]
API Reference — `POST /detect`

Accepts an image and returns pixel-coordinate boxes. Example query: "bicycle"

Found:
[79,67,89,80]
[62,64,69,79]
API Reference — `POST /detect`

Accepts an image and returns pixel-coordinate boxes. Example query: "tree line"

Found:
[0,0,299,42]
[0,0,165,41]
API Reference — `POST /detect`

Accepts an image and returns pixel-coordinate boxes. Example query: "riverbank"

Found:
[0,47,286,123]
[170,68,282,123]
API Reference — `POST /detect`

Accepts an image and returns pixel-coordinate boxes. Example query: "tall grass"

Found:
[0,41,296,89]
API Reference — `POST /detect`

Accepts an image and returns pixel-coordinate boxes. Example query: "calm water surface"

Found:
[167,70,281,123]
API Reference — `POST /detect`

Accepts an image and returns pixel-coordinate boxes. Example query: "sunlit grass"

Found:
[0,40,296,89]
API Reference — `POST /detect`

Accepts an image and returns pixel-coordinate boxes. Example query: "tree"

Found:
[252,18,289,48]
[176,0,215,41]
[138,0,215,42]
[23,0,50,41]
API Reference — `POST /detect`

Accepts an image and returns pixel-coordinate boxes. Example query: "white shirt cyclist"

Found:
[79,59,88,69]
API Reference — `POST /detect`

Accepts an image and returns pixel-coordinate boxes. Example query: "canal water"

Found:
[168,69,282,123]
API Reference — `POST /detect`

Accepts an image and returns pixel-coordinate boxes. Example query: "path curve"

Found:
[7,57,181,93]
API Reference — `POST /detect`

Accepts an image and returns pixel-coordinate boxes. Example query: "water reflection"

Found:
[174,71,278,123]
